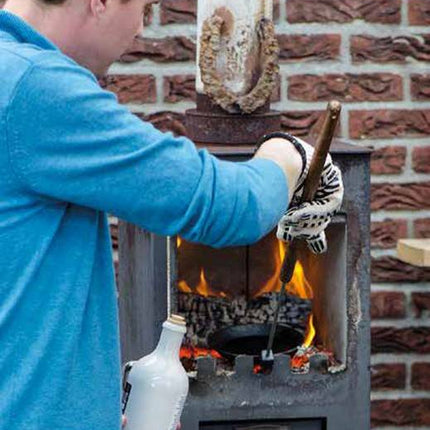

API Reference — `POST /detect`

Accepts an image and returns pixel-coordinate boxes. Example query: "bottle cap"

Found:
[168,314,186,327]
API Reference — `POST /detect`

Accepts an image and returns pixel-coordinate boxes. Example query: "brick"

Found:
[372,256,430,282]
[143,3,154,27]
[160,0,279,24]
[411,363,430,389]
[371,182,430,211]
[121,37,196,63]
[138,111,188,137]
[273,0,281,22]
[411,74,430,100]
[409,0,430,25]
[414,218,430,238]
[351,35,430,63]
[164,75,196,103]
[160,0,196,25]
[371,219,407,249]
[371,327,430,353]
[287,0,400,24]
[371,146,406,175]
[371,364,406,390]
[281,110,341,138]
[371,399,430,426]
[413,146,430,173]
[100,75,156,104]
[163,74,280,103]
[270,74,282,102]
[277,34,341,62]
[288,73,402,102]
[350,109,430,139]
[371,292,406,318]
[412,292,430,317]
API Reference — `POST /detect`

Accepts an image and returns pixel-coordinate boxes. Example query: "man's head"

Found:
[4,0,159,76]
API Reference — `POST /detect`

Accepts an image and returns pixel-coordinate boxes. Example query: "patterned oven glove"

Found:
[257,132,344,254]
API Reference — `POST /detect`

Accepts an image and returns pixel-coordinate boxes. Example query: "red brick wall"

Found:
[106,1,430,427]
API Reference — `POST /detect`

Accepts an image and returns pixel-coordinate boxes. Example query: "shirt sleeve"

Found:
[6,55,288,248]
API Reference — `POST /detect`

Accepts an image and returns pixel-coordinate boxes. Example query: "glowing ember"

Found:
[253,364,262,374]
[291,346,314,372]
[290,314,317,371]
[180,345,222,360]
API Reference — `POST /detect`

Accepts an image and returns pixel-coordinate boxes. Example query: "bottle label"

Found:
[168,392,188,430]
[121,361,134,414]
[122,382,132,414]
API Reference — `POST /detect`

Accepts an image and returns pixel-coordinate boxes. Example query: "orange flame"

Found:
[178,267,227,298]
[177,236,317,360]
[196,269,210,297]
[255,242,313,300]
[303,314,316,348]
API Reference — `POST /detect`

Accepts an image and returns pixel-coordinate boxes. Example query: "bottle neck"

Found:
[155,326,184,360]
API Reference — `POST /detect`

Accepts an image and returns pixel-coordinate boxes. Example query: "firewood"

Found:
[178,292,312,347]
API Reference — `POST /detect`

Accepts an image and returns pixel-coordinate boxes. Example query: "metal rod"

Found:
[264,278,287,358]
[263,100,341,362]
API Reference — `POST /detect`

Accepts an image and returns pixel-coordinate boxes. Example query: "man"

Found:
[0,1,343,429]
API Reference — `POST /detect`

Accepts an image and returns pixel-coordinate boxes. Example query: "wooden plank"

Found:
[397,239,430,267]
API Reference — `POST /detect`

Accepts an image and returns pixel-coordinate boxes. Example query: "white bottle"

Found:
[122,315,189,430]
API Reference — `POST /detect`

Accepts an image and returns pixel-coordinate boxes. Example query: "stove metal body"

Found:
[118,129,371,429]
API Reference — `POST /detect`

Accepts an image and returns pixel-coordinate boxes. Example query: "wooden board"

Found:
[397,239,430,267]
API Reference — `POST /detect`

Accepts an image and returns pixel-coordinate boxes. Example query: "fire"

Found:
[180,345,222,360]
[290,314,317,371]
[196,269,210,297]
[303,314,316,348]
[177,266,227,298]
[177,236,318,366]
[255,241,313,300]
[178,239,313,301]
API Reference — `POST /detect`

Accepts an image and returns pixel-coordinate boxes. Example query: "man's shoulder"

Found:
[0,40,96,96]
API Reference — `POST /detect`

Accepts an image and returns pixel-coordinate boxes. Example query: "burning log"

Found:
[178,291,312,347]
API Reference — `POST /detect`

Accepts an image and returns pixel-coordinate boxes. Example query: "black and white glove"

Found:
[257,132,344,254]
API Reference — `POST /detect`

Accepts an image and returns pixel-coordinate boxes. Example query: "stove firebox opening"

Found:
[176,216,347,375]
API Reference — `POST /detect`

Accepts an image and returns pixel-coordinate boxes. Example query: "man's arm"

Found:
[254,138,302,205]
[6,54,288,248]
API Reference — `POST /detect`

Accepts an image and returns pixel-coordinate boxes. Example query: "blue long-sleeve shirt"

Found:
[0,10,288,430]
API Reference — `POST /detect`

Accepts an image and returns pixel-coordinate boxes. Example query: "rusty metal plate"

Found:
[185,108,281,145]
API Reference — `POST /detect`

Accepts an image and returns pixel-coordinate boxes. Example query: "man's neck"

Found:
[3,1,95,72]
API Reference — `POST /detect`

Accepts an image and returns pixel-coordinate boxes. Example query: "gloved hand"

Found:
[256,132,344,254]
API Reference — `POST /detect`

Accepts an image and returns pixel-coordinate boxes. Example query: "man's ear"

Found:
[89,0,108,18]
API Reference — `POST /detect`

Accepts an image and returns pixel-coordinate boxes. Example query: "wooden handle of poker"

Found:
[280,100,342,284]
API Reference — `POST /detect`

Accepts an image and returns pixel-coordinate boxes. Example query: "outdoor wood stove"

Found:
[118,1,371,428]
